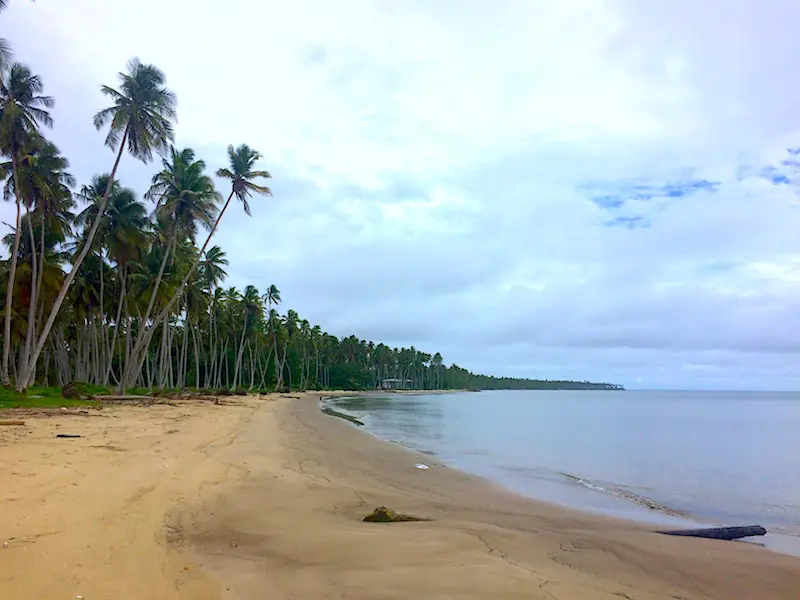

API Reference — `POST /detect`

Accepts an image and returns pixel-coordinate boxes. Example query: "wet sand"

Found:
[176,395,800,599]
[2,393,799,599]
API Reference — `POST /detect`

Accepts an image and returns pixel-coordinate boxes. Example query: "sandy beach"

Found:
[2,393,799,599]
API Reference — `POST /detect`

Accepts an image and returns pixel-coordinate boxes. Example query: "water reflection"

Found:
[331,395,446,452]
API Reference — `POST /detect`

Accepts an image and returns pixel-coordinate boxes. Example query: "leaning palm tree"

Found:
[119,144,271,390]
[18,58,176,390]
[2,138,74,381]
[76,174,148,384]
[215,144,272,218]
[0,62,54,385]
[199,245,227,387]
[118,146,219,389]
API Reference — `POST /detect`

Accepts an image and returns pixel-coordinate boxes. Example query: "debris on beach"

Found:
[0,420,25,426]
[56,434,82,439]
[415,463,429,470]
[657,525,767,541]
[320,406,364,426]
[362,506,431,523]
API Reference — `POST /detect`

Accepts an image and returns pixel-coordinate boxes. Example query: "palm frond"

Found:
[244,181,272,196]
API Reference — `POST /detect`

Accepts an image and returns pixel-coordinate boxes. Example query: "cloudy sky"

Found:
[4,0,800,390]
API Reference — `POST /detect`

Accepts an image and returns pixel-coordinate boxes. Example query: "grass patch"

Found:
[0,386,96,409]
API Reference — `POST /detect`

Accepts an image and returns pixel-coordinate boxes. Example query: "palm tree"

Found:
[215,144,272,218]
[263,284,281,311]
[199,246,228,291]
[20,58,176,390]
[120,144,271,390]
[118,146,219,389]
[0,62,53,385]
[2,138,74,380]
[278,309,298,389]
[262,284,281,388]
[76,175,148,384]
[169,143,271,286]
[232,284,260,389]
[199,245,227,387]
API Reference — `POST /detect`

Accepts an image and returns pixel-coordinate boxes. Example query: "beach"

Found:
[2,394,799,599]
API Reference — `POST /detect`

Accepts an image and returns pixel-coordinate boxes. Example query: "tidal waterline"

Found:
[327,390,800,554]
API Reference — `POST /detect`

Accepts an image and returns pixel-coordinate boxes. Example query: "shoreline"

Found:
[322,391,800,558]
[3,393,799,598]
[180,394,799,599]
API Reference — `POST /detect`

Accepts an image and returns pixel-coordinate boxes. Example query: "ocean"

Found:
[327,390,800,555]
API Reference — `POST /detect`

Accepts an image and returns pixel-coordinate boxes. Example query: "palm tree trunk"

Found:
[122,232,175,390]
[104,264,126,385]
[248,342,256,390]
[224,341,230,387]
[191,317,200,389]
[2,155,24,386]
[98,248,109,382]
[217,339,228,388]
[31,211,47,375]
[232,313,248,390]
[19,126,130,390]
[18,204,39,384]
[204,302,214,388]
[180,316,189,389]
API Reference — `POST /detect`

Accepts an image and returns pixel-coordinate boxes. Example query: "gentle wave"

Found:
[559,472,687,517]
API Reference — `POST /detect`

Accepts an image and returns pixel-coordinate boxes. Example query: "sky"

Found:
[3,0,800,390]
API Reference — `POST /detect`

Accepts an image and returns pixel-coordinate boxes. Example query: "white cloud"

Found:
[4,0,800,389]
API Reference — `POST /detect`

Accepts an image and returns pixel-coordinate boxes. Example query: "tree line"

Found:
[0,3,621,394]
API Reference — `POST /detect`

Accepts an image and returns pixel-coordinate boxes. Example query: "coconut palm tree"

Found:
[232,284,260,389]
[1,138,73,380]
[163,143,271,298]
[76,175,148,384]
[118,146,219,389]
[199,246,228,291]
[215,144,272,218]
[120,144,271,390]
[19,59,176,390]
[199,245,227,387]
[0,62,54,385]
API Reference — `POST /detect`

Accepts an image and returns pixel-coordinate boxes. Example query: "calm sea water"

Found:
[329,390,800,554]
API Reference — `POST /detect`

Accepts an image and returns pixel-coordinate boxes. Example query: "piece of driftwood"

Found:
[0,420,25,426]
[56,433,82,439]
[657,525,766,541]
[95,394,155,402]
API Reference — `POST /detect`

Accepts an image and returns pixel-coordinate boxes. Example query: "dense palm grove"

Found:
[0,4,619,394]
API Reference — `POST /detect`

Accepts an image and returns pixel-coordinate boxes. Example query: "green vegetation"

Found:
[0,4,621,395]
[0,386,94,409]
[467,375,623,391]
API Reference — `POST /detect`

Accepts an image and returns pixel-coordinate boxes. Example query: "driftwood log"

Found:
[657,525,766,541]
[95,394,155,402]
